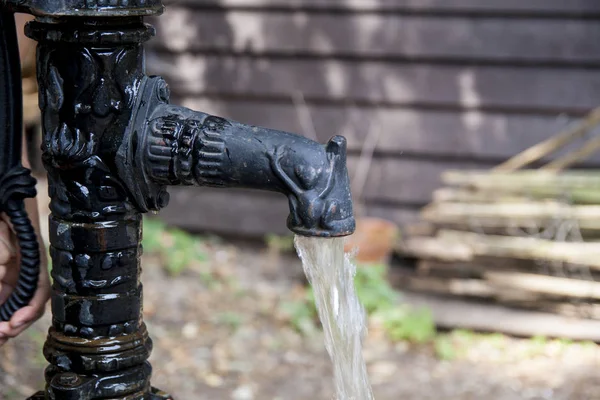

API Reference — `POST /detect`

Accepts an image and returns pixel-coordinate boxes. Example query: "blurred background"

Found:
[4,1,600,399]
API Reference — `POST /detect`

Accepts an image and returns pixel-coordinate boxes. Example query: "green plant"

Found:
[142,217,209,276]
[354,263,398,314]
[434,335,457,361]
[379,306,436,343]
[525,334,549,357]
[354,263,436,343]
[279,297,318,336]
[556,338,574,348]
[142,218,168,253]
[450,329,478,346]
[277,262,437,343]
[580,340,598,350]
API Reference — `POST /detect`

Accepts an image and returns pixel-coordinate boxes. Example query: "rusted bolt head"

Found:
[57,372,80,387]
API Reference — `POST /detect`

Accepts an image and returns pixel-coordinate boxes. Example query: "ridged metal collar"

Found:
[3,0,163,18]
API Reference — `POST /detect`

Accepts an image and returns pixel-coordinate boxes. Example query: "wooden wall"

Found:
[146,0,600,237]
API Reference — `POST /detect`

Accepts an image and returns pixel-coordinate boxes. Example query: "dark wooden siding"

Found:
[147,0,600,237]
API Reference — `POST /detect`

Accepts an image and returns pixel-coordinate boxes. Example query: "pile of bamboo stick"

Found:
[395,107,600,322]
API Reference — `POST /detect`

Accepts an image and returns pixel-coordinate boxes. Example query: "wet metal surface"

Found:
[3,0,356,398]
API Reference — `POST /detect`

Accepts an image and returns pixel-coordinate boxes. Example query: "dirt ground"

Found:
[2,235,600,400]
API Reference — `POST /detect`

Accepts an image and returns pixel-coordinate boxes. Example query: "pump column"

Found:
[24,11,171,400]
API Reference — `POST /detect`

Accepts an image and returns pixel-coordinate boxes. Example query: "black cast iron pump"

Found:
[0,1,356,399]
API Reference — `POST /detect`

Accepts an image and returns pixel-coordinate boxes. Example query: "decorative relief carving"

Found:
[146,113,228,187]
[37,42,142,220]
[267,145,339,231]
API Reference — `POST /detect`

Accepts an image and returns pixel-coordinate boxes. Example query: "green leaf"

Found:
[434,335,456,361]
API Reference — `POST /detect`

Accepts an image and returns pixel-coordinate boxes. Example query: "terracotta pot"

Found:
[344,217,399,264]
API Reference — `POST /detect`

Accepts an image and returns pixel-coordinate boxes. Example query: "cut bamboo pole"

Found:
[541,135,600,172]
[436,229,600,269]
[442,170,600,203]
[432,187,532,204]
[404,292,600,340]
[484,272,600,300]
[422,202,600,230]
[395,236,474,262]
[503,300,600,320]
[402,222,437,237]
[493,106,600,172]
[400,276,497,298]
[398,273,600,319]
[401,275,572,303]
[438,229,600,268]
[416,259,549,278]
[444,170,600,188]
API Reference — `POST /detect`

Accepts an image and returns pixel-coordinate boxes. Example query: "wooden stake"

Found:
[403,292,600,340]
[422,201,600,230]
[395,236,474,262]
[432,187,531,204]
[437,229,600,270]
[541,135,600,172]
[484,272,600,300]
[441,170,600,204]
[494,106,600,172]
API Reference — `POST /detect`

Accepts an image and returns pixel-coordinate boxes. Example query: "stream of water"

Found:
[294,236,374,400]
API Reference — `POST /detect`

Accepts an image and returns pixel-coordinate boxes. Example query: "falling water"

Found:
[294,236,374,400]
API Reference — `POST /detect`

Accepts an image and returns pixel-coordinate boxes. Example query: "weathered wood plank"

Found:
[398,276,600,320]
[179,97,582,160]
[158,187,420,237]
[167,0,600,15]
[149,0,600,240]
[402,292,600,340]
[152,9,600,64]
[158,188,290,236]
[358,158,484,204]
[148,54,600,112]
[367,205,420,228]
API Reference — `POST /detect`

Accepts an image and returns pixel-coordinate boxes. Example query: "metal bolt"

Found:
[157,189,170,209]
[57,372,80,387]
[157,81,170,102]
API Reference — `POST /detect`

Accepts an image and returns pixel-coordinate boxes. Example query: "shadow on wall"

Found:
[145,0,600,236]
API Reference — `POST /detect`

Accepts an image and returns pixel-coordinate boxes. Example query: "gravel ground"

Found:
[2,237,600,400]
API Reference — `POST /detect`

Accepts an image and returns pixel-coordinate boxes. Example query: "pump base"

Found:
[27,387,174,400]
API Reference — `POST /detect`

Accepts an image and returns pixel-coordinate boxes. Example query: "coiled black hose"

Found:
[0,8,40,321]
[0,199,40,321]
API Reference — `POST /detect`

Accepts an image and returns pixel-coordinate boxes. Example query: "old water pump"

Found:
[0,1,355,399]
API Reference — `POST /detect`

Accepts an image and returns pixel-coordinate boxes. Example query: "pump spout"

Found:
[117,78,355,237]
